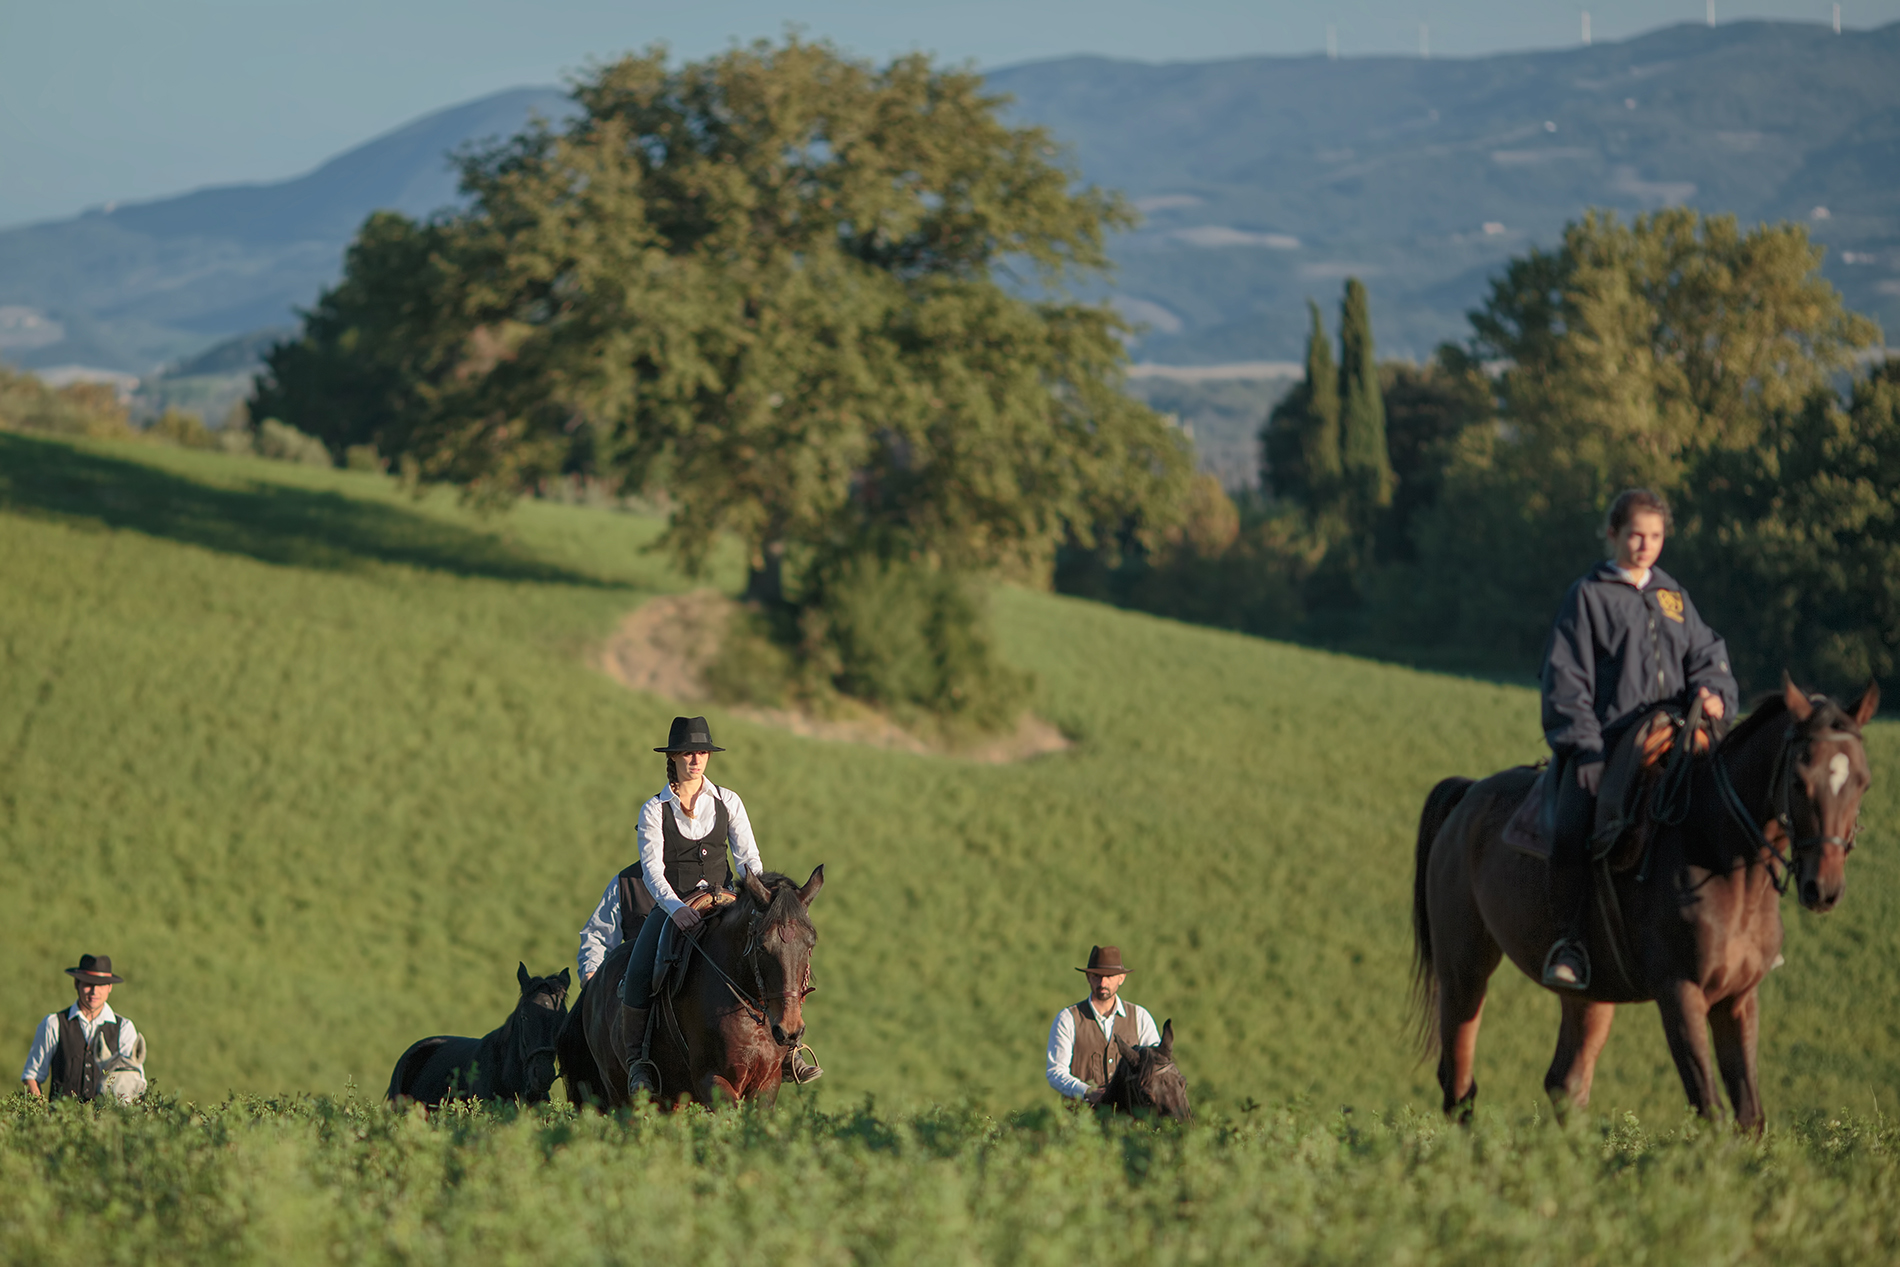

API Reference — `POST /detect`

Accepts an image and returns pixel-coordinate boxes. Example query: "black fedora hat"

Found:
[654,716,725,754]
[1076,945,1132,976]
[65,954,124,985]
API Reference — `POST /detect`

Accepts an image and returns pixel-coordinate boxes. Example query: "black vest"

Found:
[661,794,731,897]
[48,1012,119,1102]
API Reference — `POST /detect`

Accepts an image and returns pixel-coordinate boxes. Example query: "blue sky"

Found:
[2,0,1894,229]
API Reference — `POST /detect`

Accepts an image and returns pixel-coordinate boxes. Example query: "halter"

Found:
[1711,715,1863,895]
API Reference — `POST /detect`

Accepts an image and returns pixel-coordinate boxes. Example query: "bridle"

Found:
[683,899,816,1033]
[1711,715,1864,895]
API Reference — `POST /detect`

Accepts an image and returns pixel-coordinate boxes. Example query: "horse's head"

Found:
[513,962,571,1101]
[1107,1020,1192,1122]
[1780,676,1879,913]
[740,866,823,1051]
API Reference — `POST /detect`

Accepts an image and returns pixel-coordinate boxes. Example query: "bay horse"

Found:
[386,964,570,1107]
[1099,1019,1191,1121]
[569,866,822,1110]
[1412,677,1877,1132]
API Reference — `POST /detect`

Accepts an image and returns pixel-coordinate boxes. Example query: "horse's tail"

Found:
[1411,776,1474,1058]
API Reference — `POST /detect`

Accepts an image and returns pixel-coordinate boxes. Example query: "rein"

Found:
[681,900,816,1032]
[1710,713,1861,894]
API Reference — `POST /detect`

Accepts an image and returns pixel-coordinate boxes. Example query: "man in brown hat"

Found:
[21,954,145,1101]
[1045,945,1160,1104]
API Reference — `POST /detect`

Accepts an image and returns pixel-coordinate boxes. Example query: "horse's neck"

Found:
[1724,723,1787,824]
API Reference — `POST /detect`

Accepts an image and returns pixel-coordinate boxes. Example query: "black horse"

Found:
[1099,1019,1191,1121]
[387,964,571,1107]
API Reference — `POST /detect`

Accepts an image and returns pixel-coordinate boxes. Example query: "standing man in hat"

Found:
[21,954,144,1101]
[1046,945,1160,1104]
[576,715,819,1096]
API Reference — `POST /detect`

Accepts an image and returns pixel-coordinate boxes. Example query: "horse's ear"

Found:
[1851,679,1881,727]
[798,864,825,908]
[743,869,772,906]
[558,967,572,987]
[1783,673,1814,722]
[517,962,531,993]
[1159,1019,1174,1060]
[1113,1036,1134,1061]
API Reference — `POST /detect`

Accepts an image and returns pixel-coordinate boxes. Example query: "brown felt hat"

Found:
[1077,945,1131,976]
[655,716,725,754]
[65,954,124,985]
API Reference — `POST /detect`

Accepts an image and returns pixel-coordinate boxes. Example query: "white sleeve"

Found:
[637,798,686,916]
[722,788,764,882]
[576,878,623,983]
[1133,1006,1161,1048]
[20,1014,59,1083]
[1046,1008,1090,1098]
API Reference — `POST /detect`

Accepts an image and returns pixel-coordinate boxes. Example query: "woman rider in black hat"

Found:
[1540,489,1738,990]
[575,716,818,1094]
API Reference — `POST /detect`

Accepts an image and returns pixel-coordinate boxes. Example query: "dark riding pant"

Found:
[1548,753,1597,938]
[618,907,667,1009]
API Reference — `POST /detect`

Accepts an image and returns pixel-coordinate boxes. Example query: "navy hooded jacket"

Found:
[1540,562,1738,765]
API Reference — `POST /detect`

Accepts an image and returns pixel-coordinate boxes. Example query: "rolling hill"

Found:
[2,430,1895,1125]
[0,20,1896,378]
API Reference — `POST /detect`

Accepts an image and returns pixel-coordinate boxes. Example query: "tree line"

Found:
[1062,210,1896,696]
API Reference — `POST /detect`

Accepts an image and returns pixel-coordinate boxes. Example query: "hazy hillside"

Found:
[3,431,1896,1123]
[0,21,1895,375]
[0,88,570,372]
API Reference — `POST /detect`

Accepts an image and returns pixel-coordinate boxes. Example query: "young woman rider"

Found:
[575,715,819,1095]
[1539,489,1738,990]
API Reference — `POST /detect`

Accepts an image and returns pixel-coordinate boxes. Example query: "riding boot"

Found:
[1543,760,1595,990]
[783,1047,823,1085]
[618,1004,658,1098]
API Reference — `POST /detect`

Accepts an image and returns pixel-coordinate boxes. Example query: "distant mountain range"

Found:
[2,20,1896,378]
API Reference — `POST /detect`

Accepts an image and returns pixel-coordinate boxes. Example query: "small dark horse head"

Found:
[739,867,823,1050]
[511,963,572,1101]
[1103,1019,1191,1122]
[1773,675,1880,913]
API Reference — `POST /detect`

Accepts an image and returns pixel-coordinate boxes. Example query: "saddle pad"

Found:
[1502,774,1550,860]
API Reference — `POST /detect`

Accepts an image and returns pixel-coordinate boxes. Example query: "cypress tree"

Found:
[1337,278,1394,515]
[1262,299,1342,508]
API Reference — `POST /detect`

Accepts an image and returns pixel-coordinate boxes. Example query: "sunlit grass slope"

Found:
[2,430,1896,1122]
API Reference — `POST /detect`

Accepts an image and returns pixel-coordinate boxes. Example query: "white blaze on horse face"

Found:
[1828,753,1851,797]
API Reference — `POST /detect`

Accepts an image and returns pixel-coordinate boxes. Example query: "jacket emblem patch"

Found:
[1657,590,1685,623]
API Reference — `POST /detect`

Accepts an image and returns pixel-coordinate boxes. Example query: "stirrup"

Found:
[1542,939,1591,991]
[786,1044,823,1085]
[625,1056,661,1098]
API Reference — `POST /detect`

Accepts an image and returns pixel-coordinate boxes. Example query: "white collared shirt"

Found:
[1045,996,1160,1098]
[1613,564,1652,590]
[575,780,764,982]
[20,1002,140,1084]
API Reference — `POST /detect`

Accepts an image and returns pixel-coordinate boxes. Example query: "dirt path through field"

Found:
[597,591,1071,763]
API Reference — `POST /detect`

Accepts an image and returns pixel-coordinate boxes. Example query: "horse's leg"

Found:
[1432,850,1502,1120]
[1653,979,1723,1118]
[584,978,630,1107]
[1709,987,1763,1134]
[1543,998,1616,1119]
[700,1075,742,1108]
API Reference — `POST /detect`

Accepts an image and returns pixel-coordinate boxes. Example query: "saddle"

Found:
[1504,706,1705,868]
[651,888,738,1002]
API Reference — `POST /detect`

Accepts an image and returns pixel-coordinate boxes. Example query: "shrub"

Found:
[147,408,217,449]
[0,366,135,439]
[803,556,1029,733]
[344,444,385,473]
[253,417,333,467]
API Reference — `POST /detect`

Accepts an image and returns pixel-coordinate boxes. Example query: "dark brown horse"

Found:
[1099,1019,1191,1121]
[568,866,823,1110]
[387,964,570,1107]
[1412,678,1877,1132]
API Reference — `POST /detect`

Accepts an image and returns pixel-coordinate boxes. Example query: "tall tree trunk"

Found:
[745,539,787,606]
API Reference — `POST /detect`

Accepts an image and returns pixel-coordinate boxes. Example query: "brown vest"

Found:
[1068,1001,1142,1088]
[48,1013,119,1102]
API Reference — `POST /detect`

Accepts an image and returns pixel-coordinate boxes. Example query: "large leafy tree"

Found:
[259,38,1189,602]
[1400,209,1880,663]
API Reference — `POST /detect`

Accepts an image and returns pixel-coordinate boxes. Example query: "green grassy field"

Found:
[2,430,1897,1135]
[6,1094,1900,1266]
